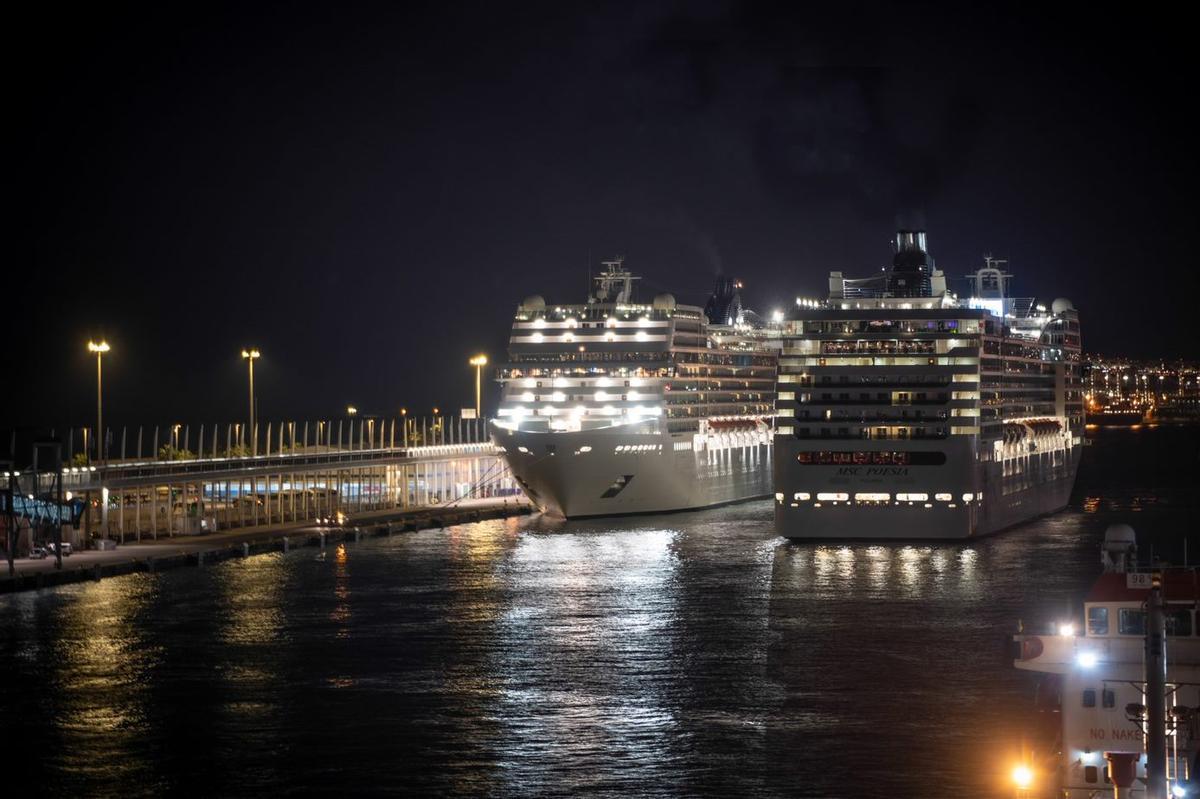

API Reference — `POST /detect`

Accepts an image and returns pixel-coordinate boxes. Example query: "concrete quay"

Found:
[1,496,534,594]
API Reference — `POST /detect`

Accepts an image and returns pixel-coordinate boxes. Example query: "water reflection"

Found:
[48,577,162,789]
[489,527,682,794]
[1,426,1193,797]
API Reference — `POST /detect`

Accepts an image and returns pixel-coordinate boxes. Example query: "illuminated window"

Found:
[1087,606,1108,636]
[816,492,848,501]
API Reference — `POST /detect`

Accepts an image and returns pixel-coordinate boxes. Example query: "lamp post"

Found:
[242,349,261,455]
[469,354,488,417]
[87,341,110,462]
[347,406,357,417]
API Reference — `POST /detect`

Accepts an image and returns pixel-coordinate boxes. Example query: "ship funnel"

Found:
[704,275,743,326]
[895,230,927,254]
[888,229,935,297]
[1101,523,1137,573]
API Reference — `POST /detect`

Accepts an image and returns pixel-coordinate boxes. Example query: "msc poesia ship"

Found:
[491,258,778,518]
[774,230,1083,540]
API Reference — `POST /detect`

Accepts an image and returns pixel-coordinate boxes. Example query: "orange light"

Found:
[1012,765,1033,790]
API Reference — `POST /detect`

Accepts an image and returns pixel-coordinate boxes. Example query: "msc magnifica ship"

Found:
[774,230,1083,539]
[492,259,779,518]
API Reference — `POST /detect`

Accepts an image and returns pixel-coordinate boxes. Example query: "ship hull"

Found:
[493,424,772,518]
[773,437,1081,540]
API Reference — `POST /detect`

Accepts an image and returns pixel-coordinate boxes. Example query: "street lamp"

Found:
[242,349,261,455]
[347,406,357,416]
[87,341,110,462]
[469,354,488,416]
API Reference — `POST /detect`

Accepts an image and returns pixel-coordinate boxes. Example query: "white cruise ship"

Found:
[774,230,1084,539]
[491,258,778,518]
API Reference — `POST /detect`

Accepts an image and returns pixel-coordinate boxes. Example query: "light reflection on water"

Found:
[0,426,1195,797]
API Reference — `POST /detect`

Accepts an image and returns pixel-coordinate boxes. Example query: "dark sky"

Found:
[14,1,1199,431]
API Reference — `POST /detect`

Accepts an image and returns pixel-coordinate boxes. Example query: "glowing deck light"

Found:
[1077,651,1099,668]
[1059,622,1075,637]
[1012,765,1033,790]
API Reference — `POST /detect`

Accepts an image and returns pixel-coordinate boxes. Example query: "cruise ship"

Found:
[491,258,778,518]
[774,230,1084,539]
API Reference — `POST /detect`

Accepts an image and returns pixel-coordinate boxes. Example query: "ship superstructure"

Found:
[774,230,1083,539]
[492,258,779,518]
[1012,526,1200,797]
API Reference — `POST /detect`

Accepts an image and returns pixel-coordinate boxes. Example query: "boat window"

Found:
[1082,689,1096,708]
[1087,607,1109,636]
[1084,766,1098,783]
[1119,609,1147,636]
[1102,689,1115,709]
[1167,609,1193,637]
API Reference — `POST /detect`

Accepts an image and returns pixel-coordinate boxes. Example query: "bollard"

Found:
[196,551,205,566]
[282,536,289,553]
[320,531,326,550]
[242,542,250,557]
[354,529,361,542]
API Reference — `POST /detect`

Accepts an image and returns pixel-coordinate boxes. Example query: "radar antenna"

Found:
[591,256,640,304]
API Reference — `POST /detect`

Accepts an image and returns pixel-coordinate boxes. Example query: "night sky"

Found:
[14,1,1199,432]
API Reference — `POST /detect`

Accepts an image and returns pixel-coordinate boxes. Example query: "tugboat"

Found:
[1012,525,1200,797]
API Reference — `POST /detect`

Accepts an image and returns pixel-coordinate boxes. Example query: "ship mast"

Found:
[589,256,639,305]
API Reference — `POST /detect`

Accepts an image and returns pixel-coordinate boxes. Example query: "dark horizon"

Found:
[14,1,1199,430]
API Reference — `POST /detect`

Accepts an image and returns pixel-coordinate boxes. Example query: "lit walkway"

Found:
[3,496,534,584]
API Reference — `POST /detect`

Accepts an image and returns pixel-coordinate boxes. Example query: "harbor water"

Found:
[3,426,1197,797]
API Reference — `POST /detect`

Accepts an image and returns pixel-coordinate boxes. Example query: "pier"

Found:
[3,415,520,560]
[0,495,533,593]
